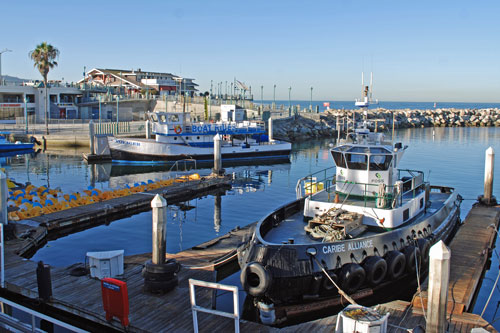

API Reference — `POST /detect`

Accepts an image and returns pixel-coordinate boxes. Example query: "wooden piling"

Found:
[88,121,95,155]
[426,240,451,333]
[268,117,273,142]
[213,134,222,173]
[151,194,167,265]
[0,171,8,225]
[146,119,151,139]
[484,147,495,204]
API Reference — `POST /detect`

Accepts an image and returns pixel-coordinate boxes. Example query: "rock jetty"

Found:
[272,108,500,142]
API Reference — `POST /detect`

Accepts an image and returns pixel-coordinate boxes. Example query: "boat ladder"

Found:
[189,278,240,333]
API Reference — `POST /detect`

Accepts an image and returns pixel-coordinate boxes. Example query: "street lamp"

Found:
[273,84,276,111]
[0,48,12,86]
[260,85,263,115]
[288,87,292,117]
[24,96,28,134]
[310,86,313,112]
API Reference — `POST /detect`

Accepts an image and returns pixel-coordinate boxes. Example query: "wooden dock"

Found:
[0,204,499,332]
[10,174,231,257]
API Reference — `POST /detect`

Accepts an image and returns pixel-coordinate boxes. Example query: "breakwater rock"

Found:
[272,108,500,142]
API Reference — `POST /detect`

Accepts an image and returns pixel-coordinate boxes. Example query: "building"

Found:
[79,68,198,97]
[0,79,82,123]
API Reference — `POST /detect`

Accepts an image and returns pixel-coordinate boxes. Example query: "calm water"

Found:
[3,126,500,327]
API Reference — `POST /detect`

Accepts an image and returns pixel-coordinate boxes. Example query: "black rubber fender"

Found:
[321,270,338,292]
[240,262,272,297]
[385,251,406,280]
[339,263,365,294]
[417,238,431,267]
[142,267,176,281]
[404,245,421,273]
[144,259,180,275]
[362,256,388,286]
[144,277,178,293]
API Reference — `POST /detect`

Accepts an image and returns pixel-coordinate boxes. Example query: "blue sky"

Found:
[2,0,500,102]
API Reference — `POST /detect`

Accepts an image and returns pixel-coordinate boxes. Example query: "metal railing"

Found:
[296,167,336,199]
[0,297,87,332]
[189,279,240,333]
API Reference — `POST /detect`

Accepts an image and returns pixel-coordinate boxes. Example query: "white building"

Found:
[0,80,82,123]
[79,68,198,97]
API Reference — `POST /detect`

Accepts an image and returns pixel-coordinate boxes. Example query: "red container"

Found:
[101,278,129,327]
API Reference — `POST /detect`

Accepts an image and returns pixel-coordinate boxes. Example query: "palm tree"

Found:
[29,42,59,135]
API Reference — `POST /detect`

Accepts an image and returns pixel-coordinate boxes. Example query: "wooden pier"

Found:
[0,203,499,332]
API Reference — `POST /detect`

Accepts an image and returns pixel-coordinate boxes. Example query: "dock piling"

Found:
[0,171,8,225]
[213,134,222,174]
[268,117,274,142]
[145,119,151,139]
[151,194,167,265]
[482,147,495,205]
[426,240,451,333]
[89,120,95,155]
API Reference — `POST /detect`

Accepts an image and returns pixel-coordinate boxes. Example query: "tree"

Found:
[29,42,59,134]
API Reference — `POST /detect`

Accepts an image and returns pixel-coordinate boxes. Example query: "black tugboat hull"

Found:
[237,187,461,313]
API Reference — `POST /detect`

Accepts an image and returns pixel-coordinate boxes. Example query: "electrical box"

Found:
[101,277,129,327]
[87,250,124,280]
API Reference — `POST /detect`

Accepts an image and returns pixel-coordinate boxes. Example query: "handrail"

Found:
[0,297,87,332]
[189,279,239,333]
[169,159,197,172]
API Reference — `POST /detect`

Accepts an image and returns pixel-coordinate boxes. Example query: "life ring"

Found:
[321,270,338,292]
[404,245,421,273]
[174,125,182,134]
[385,251,406,280]
[362,256,388,286]
[339,263,365,294]
[240,262,272,296]
[417,238,431,267]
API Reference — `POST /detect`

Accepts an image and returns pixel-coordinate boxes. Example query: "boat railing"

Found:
[169,159,197,172]
[334,169,425,208]
[295,167,336,199]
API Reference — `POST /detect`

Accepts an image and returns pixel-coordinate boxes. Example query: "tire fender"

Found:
[362,256,388,286]
[240,262,272,297]
[385,250,406,280]
[339,263,365,294]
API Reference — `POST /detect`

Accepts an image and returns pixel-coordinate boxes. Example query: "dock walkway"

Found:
[1,204,499,332]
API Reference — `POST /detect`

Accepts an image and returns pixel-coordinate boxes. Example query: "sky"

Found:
[2,0,500,102]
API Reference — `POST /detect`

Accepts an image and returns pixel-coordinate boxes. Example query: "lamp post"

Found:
[288,86,292,117]
[116,95,119,134]
[24,96,28,134]
[310,86,313,112]
[260,85,263,115]
[98,95,102,125]
[273,84,276,111]
[210,80,213,119]
[0,49,12,86]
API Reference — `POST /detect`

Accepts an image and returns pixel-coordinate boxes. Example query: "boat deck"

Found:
[263,191,450,245]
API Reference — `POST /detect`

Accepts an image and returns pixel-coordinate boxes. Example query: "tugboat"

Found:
[237,122,461,323]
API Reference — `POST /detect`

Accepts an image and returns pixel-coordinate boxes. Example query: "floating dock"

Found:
[0,203,498,332]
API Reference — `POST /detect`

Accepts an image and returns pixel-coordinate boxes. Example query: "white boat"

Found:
[355,72,378,108]
[238,121,461,323]
[108,111,291,164]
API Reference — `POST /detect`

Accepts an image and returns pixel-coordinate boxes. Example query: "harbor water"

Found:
[3,126,499,327]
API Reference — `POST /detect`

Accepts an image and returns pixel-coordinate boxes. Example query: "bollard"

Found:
[213,134,222,174]
[151,194,167,265]
[484,147,495,205]
[36,261,53,302]
[145,119,151,139]
[268,117,273,142]
[89,120,95,155]
[0,172,7,225]
[426,240,450,333]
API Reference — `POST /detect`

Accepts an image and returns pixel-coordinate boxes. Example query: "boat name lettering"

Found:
[192,124,236,133]
[322,239,374,254]
[347,239,374,251]
[322,244,345,254]
[116,139,140,146]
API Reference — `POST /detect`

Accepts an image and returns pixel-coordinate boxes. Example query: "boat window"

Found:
[159,114,167,123]
[370,147,392,154]
[345,153,368,170]
[169,114,179,122]
[331,151,346,168]
[348,146,369,153]
[150,113,158,122]
[369,155,393,171]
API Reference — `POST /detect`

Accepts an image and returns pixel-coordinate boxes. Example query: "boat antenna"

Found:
[369,72,373,102]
